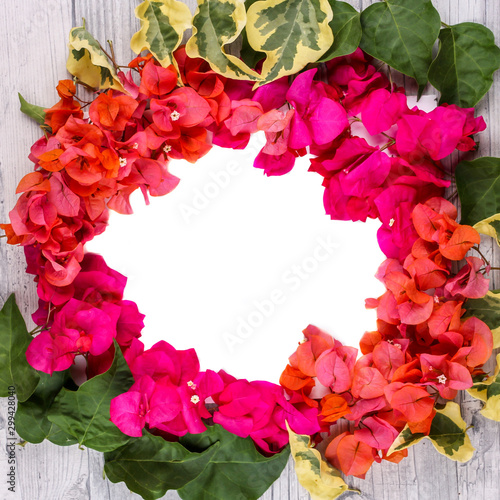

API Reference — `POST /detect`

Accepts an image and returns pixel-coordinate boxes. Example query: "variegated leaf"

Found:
[67,25,125,92]
[388,402,474,463]
[131,0,193,68]
[287,424,352,500]
[246,0,334,85]
[186,0,261,81]
[468,354,500,402]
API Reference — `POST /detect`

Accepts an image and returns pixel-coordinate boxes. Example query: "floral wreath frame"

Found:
[2,0,500,499]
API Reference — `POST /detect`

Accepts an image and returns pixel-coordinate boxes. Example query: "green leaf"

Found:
[428,22,500,108]
[47,342,134,452]
[131,0,193,68]
[104,432,218,500]
[67,25,125,92]
[186,0,262,81]
[15,370,77,446]
[0,295,40,402]
[464,291,500,349]
[360,0,440,94]
[319,0,362,62]
[288,424,351,500]
[389,402,474,462]
[456,157,500,245]
[246,0,334,85]
[178,424,290,500]
[18,93,46,125]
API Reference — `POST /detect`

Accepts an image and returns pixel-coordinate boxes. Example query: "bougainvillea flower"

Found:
[326,431,376,479]
[355,415,399,450]
[419,353,473,399]
[286,68,348,149]
[459,317,494,367]
[26,329,78,373]
[445,256,489,299]
[361,87,409,135]
[89,92,138,131]
[319,394,351,423]
[138,60,178,97]
[110,374,156,437]
[384,382,434,423]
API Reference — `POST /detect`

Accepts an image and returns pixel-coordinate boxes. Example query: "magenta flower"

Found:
[286,69,348,149]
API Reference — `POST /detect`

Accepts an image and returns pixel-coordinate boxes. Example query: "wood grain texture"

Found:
[0,0,499,499]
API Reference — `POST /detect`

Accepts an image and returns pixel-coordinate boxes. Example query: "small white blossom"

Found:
[387,339,394,344]
[187,381,197,390]
[299,338,308,345]
[389,218,395,227]
[437,374,447,385]
[163,144,172,153]
[394,343,402,350]
[119,157,127,167]
[190,395,200,404]
[131,143,139,149]
[434,295,440,304]
[170,110,180,121]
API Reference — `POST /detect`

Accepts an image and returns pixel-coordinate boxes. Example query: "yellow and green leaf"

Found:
[186,0,261,81]
[474,214,500,247]
[468,354,500,403]
[470,353,500,422]
[246,0,334,85]
[287,424,353,500]
[67,25,125,92]
[388,402,474,463]
[131,0,193,68]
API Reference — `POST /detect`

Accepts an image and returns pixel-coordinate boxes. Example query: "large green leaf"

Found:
[360,0,440,94]
[464,291,500,349]
[428,22,500,108]
[15,370,77,446]
[67,25,125,92]
[246,0,334,85]
[388,402,474,462]
[178,424,290,500]
[47,343,134,452]
[104,432,218,500]
[456,157,500,245]
[131,0,193,68]
[18,93,46,126]
[186,0,261,81]
[0,295,40,402]
[288,424,351,500]
[319,0,362,62]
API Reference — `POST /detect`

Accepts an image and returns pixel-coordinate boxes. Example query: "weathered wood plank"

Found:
[0,1,499,499]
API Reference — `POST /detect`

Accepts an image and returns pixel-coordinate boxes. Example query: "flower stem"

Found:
[472,246,490,266]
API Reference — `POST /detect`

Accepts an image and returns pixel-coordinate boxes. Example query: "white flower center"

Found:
[190,395,200,404]
[170,110,180,121]
[437,374,447,385]
[119,157,127,167]
[389,218,395,227]
[163,144,172,153]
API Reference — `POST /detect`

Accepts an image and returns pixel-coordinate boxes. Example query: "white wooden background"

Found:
[1,1,499,499]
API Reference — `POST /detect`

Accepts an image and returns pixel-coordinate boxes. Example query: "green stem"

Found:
[441,21,451,29]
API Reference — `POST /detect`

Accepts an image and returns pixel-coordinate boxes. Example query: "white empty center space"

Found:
[86,133,385,382]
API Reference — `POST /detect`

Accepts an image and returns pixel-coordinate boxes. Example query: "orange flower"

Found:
[320,394,350,422]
